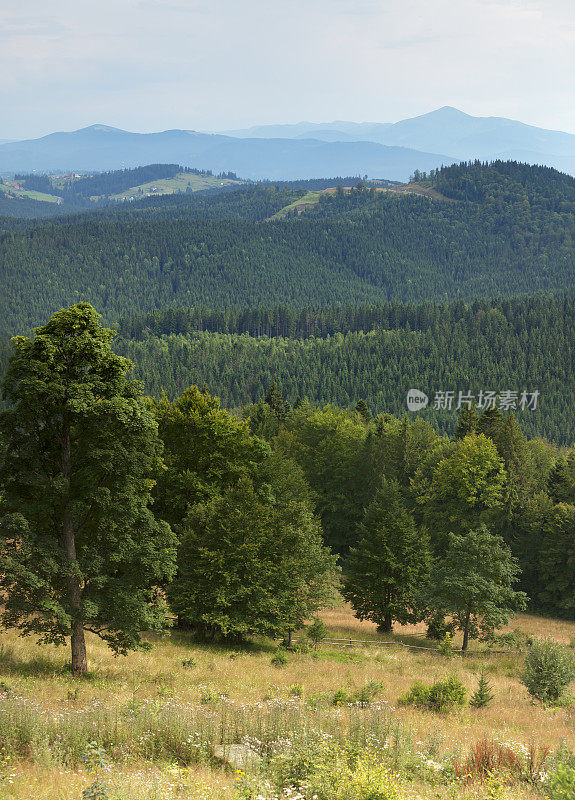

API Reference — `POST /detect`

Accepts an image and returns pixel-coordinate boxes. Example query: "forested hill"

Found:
[115,295,575,443]
[0,161,574,336]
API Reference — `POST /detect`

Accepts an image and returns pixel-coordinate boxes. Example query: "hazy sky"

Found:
[2,0,574,139]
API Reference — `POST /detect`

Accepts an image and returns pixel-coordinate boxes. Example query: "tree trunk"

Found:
[377,612,393,634]
[62,419,87,676]
[461,608,471,653]
[71,619,87,676]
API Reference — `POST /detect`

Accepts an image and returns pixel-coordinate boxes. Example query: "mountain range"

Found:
[222,106,575,175]
[0,126,452,181]
[2,107,575,180]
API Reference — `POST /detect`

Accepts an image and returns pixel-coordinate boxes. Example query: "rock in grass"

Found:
[213,744,262,771]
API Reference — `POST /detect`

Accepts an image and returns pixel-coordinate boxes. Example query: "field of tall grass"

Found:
[0,604,573,800]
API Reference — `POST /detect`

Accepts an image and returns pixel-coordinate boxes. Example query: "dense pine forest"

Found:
[0,161,574,337]
[115,295,574,442]
[0,161,573,443]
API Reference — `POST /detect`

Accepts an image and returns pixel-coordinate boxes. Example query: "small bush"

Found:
[288,684,303,697]
[307,617,327,647]
[520,638,575,703]
[181,657,196,668]
[437,633,456,658]
[332,688,349,706]
[547,764,575,800]
[486,629,531,650]
[354,680,384,707]
[399,676,467,712]
[271,648,288,667]
[331,681,383,707]
[426,613,456,641]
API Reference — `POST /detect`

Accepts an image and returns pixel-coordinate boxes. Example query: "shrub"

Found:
[181,657,196,668]
[547,764,575,800]
[332,688,349,706]
[399,676,467,712]
[437,633,456,658]
[271,648,288,667]
[354,680,384,707]
[485,629,531,650]
[307,617,327,647]
[331,682,383,707]
[520,638,575,703]
[274,739,401,800]
[426,612,456,641]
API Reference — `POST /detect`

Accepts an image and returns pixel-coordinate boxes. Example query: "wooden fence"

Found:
[322,637,521,657]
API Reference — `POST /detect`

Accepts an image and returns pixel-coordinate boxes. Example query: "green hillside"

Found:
[0,161,574,337]
[115,296,575,443]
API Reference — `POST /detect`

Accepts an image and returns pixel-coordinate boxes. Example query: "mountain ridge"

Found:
[0,127,453,181]
[220,106,575,175]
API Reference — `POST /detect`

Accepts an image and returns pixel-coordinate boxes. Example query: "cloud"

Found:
[1,0,574,138]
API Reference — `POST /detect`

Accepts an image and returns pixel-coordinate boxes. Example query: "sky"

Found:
[2,0,575,140]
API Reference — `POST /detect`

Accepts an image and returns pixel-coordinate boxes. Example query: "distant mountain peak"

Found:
[80,124,125,134]
[434,105,467,115]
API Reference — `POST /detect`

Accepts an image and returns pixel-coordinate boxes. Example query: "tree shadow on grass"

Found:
[0,644,68,678]
[162,629,275,656]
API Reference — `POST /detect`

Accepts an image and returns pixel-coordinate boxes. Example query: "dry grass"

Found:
[3,764,236,800]
[0,604,573,799]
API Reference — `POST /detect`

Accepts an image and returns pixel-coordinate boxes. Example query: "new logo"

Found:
[406,389,429,411]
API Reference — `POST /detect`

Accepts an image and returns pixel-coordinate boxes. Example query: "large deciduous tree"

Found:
[168,457,339,642]
[0,304,177,675]
[414,433,507,552]
[150,386,270,533]
[424,525,527,651]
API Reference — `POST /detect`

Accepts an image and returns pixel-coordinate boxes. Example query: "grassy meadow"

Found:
[109,172,240,200]
[0,604,572,800]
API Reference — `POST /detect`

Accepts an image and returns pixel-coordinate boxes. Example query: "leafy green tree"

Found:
[168,469,338,641]
[414,434,507,551]
[151,386,270,532]
[277,405,369,553]
[0,304,177,675]
[342,479,430,632]
[424,525,527,651]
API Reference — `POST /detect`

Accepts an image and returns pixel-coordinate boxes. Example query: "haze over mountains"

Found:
[0,126,452,182]
[1,107,575,180]
[223,107,575,176]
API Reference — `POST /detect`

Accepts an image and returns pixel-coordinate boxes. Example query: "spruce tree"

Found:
[342,479,430,632]
[456,404,478,439]
[470,671,494,708]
